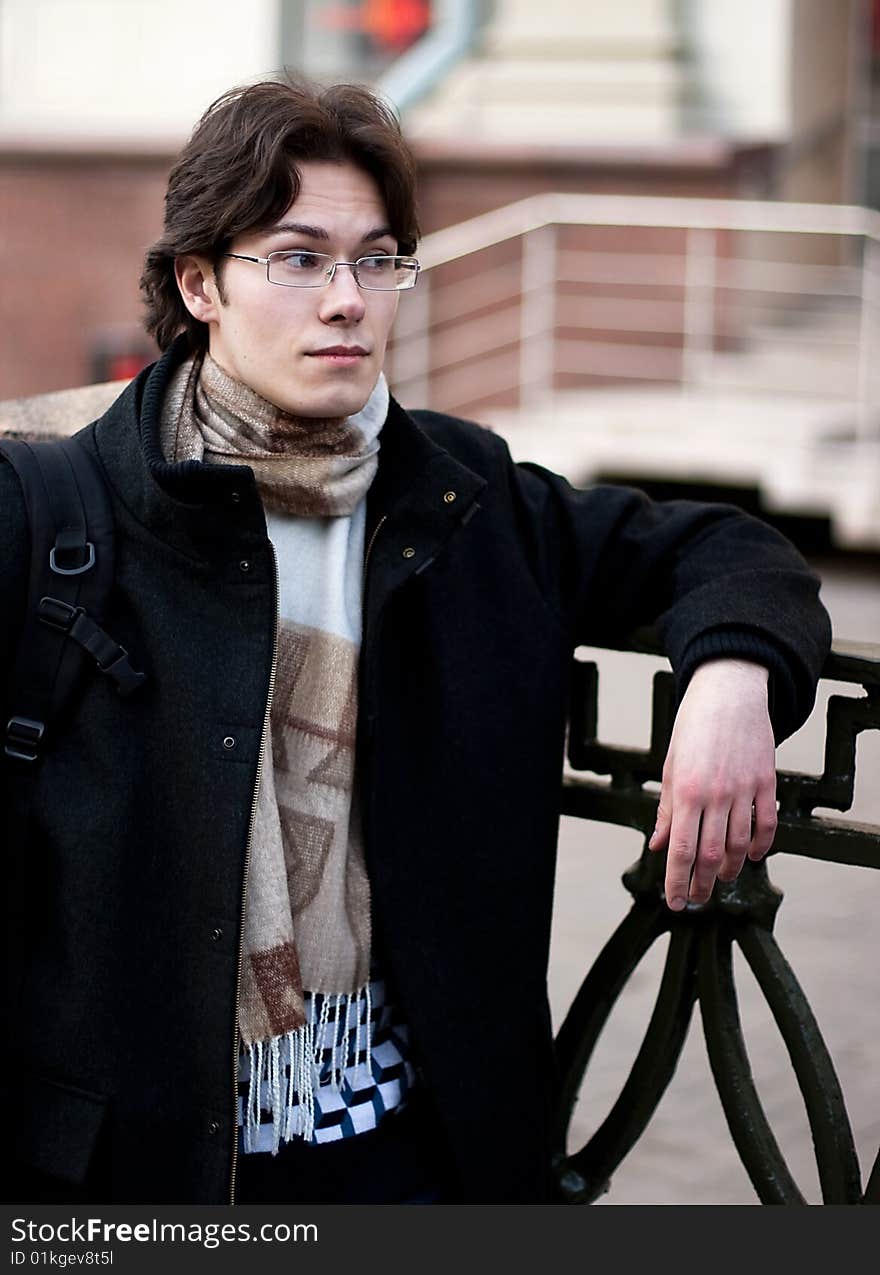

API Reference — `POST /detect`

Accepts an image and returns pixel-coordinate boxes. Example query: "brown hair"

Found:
[140,74,420,351]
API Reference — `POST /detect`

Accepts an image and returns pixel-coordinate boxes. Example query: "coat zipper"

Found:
[228,543,280,1205]
[361,513,386,703]
[363,513,386,581]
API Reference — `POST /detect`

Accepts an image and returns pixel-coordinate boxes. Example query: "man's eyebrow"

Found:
[359,225,396,243]
[266,221,396,243]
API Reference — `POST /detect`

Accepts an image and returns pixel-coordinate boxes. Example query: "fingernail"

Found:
[669,897,686,912]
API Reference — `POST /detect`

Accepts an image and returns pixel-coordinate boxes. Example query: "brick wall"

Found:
[0,137,777,402]
[0,150,169,400]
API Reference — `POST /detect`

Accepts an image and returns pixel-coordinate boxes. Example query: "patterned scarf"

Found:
[160,352,387,1147]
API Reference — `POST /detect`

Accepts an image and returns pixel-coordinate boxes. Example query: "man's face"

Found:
[179,160,401,418]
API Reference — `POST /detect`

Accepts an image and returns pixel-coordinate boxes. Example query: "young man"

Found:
[1,77,831,1205]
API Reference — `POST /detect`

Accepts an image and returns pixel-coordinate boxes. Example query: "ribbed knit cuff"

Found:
[676,628,798,744]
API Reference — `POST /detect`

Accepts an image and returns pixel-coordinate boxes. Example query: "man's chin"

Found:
[255,385,369,419]
[249,364,380,418]
[294,395,370,420]
[293,381,377,420]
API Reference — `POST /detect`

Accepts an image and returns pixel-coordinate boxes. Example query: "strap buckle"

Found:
[49,542,95,576]
[97,648,147,697]
[37,596,81,632]
[5,716,45,763]
[37,596,146,698]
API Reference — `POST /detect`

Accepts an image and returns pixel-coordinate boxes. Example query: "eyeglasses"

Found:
[223,250,420,291]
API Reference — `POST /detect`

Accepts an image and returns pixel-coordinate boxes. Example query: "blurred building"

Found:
[0,0,434,395]
[1,0,879,549]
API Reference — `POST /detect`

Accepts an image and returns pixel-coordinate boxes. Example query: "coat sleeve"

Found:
[504,457,832,744]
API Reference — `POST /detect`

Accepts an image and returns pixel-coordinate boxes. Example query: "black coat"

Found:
[1,339,831,1203]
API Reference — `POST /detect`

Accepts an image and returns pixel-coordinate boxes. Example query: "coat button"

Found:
[208,1120,221,1135]
[402,547,415,559]
[210,927,222,942]
[230,492,241,504]
[223,736,236,749]
[443,491,456,504]
[239,560,251,572]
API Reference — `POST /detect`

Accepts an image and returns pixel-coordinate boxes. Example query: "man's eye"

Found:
[278,252,324,271]
[360,256,394,272]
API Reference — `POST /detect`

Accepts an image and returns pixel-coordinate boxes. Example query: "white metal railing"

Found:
[386,193,880,442]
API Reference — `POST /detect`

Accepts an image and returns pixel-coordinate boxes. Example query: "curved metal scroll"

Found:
[554,636,879,1205]
[552,856,863,1204]
[699,923,861,1204]
[552,899,696,1203]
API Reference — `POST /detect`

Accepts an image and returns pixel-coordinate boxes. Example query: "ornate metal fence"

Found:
[552,632,880,1206]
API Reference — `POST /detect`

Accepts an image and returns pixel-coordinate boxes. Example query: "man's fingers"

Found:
[648,796,671,852]
[663,803,700,911]
[661,780,776,916]
[688,807,729,904]
[717,799,752,882]
[660,788,773,914]
[748,785,778,861]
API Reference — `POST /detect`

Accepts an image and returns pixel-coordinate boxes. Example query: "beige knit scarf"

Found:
[160,352,387,1148]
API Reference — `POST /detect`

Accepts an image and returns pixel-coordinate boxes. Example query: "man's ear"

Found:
[175,255,222,325]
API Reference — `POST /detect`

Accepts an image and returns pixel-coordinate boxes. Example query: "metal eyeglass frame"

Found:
[222,250,421,291]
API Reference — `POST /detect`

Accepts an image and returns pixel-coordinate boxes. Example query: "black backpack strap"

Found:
[0,435,146,764]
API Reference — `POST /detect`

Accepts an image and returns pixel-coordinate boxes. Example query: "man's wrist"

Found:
[675,629,790,735]
[688,657,770,686]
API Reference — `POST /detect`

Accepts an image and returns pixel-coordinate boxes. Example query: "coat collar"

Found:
[91,335,487,569]
[92,336,263,563]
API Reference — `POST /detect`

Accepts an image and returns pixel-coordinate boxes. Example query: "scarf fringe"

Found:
[241,985,372,1154]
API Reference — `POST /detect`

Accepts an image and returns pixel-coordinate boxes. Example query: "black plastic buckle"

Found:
[99,649,148,697]
[38,598,147,697]
[5,715,45,763]
[38,596,81,632]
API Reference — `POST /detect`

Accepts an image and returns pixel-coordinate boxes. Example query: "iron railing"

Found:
[552,632,880,1205]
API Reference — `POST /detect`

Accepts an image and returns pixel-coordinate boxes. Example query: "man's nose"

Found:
[319,263,366,322]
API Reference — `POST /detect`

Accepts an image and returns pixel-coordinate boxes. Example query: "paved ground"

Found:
[547,557,880,1205]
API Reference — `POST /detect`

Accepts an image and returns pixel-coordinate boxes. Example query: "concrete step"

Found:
[693,346,860,397]
[406,0,684,142]
[439,58,683,96]
[407,63,682,141]
[0,379,126,438]
[484,387,880,550]
[486,0,677,57]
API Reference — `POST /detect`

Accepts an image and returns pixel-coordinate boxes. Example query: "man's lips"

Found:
[307,346,369,358]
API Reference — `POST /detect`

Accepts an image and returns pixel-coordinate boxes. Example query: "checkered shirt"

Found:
[237,972,417,1151]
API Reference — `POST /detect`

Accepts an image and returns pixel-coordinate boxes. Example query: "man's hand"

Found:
[648,658,778,911]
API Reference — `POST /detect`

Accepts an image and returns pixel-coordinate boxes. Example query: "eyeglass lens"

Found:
[267,252,418,289]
